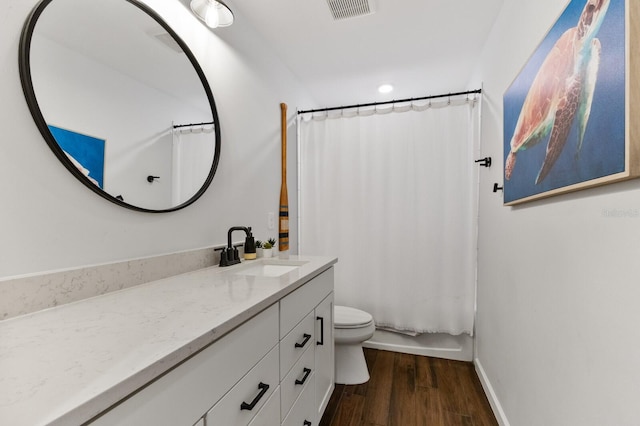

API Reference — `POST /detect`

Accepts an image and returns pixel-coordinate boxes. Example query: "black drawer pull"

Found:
[316,316,324,346]
[295,367,312,385]
[240,382,269,411]
[295,333,311,348]
[304,421,312,426]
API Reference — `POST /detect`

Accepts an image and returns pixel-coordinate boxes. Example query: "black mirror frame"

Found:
[18,0,221,213]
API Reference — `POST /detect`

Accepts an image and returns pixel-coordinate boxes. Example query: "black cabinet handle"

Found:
[240,382,269,411]
[295,367,312,385]
[295,333,311,348]
[316,316,324,346]
[304,421,312,426]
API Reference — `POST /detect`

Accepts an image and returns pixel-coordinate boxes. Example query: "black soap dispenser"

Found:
[244,228,256,260]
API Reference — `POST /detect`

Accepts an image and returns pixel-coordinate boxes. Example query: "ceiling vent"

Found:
[152,32,184,53]
[326,0,376,20]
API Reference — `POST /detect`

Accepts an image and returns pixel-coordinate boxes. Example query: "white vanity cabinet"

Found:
[279,268,335,426]
[90,304,280,426]
[1,256,339,426]
[89,266,335,426]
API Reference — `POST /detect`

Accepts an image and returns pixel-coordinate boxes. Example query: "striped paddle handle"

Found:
[279,103,289,251]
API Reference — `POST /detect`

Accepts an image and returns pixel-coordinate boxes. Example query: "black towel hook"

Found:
[475,157,492,168]
[493,183,503,193]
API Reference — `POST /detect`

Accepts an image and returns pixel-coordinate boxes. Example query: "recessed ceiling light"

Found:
[378,84,393,94]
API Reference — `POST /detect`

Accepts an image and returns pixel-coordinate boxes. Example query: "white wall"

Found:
[472,1,640,425]
[0,0,310,278]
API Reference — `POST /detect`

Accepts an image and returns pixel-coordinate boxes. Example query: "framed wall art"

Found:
[503,0,640,205]
[48,125,105,189]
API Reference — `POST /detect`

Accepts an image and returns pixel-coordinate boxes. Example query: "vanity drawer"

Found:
[247,385,281,426]
[206,345,279,425]
[280,311,315,379]
[90,304,279,426]
[281,342,315,420]
[280,268,333,338]
[281,371,316,426]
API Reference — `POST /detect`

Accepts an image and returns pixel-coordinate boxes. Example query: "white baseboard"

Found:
[474,358,510,426]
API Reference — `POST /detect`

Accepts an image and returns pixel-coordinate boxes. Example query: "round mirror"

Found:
[19,0,221,212]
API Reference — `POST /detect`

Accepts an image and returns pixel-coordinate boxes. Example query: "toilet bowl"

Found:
[334,305,375,385]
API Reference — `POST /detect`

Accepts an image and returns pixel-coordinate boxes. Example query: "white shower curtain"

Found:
[298,97,479,335]
[171,124,215,205]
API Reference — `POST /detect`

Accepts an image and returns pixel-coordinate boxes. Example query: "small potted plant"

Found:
[262,239,274,258]
[255,240,263,258]
[267,237,277,253]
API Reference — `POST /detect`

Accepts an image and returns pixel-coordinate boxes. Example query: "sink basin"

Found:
[234,259,309,278]
[236,264,298,277]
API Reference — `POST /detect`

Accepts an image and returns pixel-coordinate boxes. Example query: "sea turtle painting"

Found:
[503,0,626,204]
[506,0,609,183]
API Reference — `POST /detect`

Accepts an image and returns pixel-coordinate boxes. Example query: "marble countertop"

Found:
[0,255,337,426]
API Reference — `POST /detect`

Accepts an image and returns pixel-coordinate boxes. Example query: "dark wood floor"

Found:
[320,348,498,426]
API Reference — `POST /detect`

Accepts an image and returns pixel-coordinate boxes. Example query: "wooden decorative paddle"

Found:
[279,103,289,252]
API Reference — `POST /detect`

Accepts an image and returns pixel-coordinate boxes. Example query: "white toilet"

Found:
[334,305,375,385]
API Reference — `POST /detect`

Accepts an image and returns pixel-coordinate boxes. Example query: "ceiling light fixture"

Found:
[190,0,234,28]
[378,84,393,94]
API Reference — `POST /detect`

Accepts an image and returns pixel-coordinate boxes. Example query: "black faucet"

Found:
[219,226,256,267]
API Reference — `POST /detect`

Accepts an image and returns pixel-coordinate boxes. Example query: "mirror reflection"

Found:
[21,0,220,212]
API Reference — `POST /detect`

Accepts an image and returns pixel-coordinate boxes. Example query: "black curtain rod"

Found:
[297,88,482,115]
[173,120,214,129]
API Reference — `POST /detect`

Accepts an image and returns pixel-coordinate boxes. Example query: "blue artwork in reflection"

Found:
[48,125,105,189]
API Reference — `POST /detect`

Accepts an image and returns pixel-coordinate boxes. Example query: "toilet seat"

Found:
[335,305,374,329]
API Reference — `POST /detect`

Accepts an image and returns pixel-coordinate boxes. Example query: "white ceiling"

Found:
[37,0,209,109]
[224,0,505,108]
